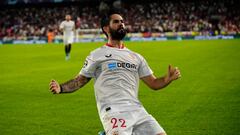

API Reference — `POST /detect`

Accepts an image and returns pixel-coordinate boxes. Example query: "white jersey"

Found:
[59,20,75,36]
[60,20,75,44]
[79,44,153,115]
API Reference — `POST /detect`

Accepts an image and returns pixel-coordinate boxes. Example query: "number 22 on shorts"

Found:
[111,118,127,129]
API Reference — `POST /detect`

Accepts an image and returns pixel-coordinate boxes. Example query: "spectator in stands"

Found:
[47,29,55,43]
[0,0,239,41]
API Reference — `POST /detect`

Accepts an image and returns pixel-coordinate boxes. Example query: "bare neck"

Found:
[107,39,123,48]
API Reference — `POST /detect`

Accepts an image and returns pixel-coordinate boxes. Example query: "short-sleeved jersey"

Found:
[59,20,75,36]
[80,45,153,114]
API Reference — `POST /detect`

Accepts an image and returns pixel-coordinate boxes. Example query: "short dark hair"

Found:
[100,11,122,38]
[101,15,110,39]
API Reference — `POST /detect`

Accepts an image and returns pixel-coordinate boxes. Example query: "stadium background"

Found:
[0,0,240,135]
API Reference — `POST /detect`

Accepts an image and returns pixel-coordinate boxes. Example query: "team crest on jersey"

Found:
[83,60,88,68]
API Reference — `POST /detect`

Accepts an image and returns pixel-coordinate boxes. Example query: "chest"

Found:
[63,22,73,28]
[98,51,140,72]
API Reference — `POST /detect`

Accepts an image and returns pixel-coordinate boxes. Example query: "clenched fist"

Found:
[167,65,181,81]
[49,80,61,94]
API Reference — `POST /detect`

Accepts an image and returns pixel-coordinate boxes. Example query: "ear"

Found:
[103,26,109,34]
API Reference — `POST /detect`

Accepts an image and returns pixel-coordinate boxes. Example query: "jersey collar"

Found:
[105,43,125,49]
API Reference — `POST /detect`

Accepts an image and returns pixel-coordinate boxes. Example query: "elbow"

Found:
[149,79,169,91]
[149,85,162,91]
[150,85,158,90]
[149,83,167,91]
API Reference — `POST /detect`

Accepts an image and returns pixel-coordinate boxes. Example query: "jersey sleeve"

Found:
[79,53,97,78]
[59,21,64,29]
[138,55,153,78]
[73,22,75,30]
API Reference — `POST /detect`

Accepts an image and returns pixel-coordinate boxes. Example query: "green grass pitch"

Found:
[0,39,240,135]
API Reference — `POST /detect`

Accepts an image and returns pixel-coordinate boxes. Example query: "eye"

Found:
[113,20,119,23]
[112,20,124,23]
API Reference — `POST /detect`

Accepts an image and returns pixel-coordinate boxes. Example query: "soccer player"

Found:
[59,14,75,60]
[50,13,181,135]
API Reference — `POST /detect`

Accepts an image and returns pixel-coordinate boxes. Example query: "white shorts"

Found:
[100,107,165,135]
[63,35,74,45]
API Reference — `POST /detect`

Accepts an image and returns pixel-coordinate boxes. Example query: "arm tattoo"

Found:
[60,75,91,93]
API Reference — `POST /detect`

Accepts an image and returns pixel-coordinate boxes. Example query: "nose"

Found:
[119,22,124,28]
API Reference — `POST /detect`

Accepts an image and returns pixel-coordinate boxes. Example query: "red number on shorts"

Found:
[119,119,126,128]
[111,118,127,129]
[111,118,118,129]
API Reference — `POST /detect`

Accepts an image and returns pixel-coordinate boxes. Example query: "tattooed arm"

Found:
[49,75,91,94]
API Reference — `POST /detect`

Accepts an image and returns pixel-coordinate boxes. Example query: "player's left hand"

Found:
[167,65,181,81]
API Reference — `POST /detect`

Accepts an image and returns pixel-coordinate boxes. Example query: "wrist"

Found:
[165,75,172,84]
[59,85,63,93]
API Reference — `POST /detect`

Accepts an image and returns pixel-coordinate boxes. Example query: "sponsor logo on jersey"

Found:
[108,62,117,70]
[108,62,137,70]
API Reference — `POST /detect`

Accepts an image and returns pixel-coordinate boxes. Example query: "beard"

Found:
[109,27,127,40]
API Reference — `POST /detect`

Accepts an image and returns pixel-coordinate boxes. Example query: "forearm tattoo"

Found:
[60,75,90,93]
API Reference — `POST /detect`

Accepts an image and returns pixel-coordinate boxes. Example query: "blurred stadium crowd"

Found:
[0,0,239,40]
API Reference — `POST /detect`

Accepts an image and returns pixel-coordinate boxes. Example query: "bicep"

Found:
[59,22,64,29]
[79,55,97,78]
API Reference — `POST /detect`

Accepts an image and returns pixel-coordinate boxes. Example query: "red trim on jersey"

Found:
[105,43,124,49]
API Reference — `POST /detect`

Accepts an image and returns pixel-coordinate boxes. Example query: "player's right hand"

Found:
[49,80,61,94]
